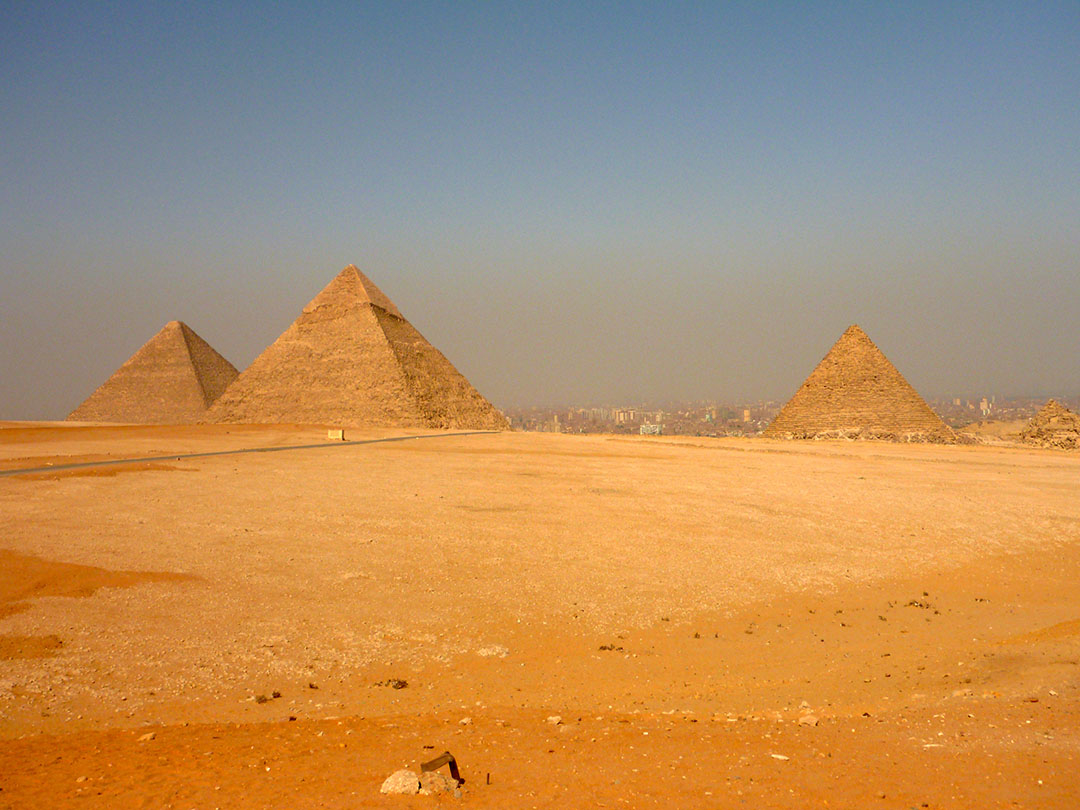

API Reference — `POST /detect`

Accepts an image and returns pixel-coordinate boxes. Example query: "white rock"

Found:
[380,769,420,794]
[797,714,819,727]
[770,753,789,761]
[459,716,472,725]
[138,732,156,742]
[546,715,562,725]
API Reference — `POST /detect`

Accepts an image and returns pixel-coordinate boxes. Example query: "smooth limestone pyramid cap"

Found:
[68,321,239,424]
[302,263,402,319]
[762,324,954,442]
[206,265,506,429]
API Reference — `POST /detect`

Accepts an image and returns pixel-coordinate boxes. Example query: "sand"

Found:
[1,424,1078,808]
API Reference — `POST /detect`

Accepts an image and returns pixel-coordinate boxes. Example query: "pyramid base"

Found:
[1018,430,1079,451]
[764,427,957,444]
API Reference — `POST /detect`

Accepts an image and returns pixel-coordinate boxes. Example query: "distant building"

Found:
[640,423,662,435]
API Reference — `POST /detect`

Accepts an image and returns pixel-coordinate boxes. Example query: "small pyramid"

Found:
[206,265,506,429]
[68,321,239,423]
[763,325,954,442]
[1019,400,1080,450]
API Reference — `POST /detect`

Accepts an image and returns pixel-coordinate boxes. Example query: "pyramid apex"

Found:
[305,265,402,318]
[1034,399,1073,419]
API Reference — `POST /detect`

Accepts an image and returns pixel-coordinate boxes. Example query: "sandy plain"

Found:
[1,423,1078,808]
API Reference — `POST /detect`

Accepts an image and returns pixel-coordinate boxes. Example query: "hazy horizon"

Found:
[2,3,1078,420]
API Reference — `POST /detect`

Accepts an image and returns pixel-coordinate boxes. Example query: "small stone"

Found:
[419,770,457,795]
[380,769,421,794]
[797,714,819,727]
[770,753,789,761]
[459,717,472,725]
[546,715,562,725]
[76,776,88,783]
[138,732,156,742]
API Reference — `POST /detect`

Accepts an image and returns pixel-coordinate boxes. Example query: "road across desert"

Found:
[1,424,1078,808]
[0,429,497,478]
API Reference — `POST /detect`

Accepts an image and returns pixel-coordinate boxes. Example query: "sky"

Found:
[2,1,1078,418]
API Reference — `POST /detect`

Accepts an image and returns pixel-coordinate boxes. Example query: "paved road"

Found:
[0,431,498,478]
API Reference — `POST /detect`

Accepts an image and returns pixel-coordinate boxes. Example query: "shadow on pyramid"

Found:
[762,325,954,443]
[206,265,506,430]
[68,321,239,424]
[1019,400,1079,450]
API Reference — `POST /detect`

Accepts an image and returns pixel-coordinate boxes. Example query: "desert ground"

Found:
[1,423,1078,808]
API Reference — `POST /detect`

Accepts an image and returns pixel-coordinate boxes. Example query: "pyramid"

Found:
[68,321,239,423]
[762,325,954,442]
[1019,400,1080,450]
[206,265,506,429]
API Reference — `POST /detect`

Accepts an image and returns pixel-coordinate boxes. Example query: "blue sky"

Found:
[2,2,1078,417]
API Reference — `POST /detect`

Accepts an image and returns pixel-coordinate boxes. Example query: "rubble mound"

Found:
[1019,400,1080,450]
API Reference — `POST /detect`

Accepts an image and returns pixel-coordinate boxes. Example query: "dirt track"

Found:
[1,425,1078,808]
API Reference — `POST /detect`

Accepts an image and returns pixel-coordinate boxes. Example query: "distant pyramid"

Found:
[206,265,506,429]
[762,325,954,442]
[1019,399,1079,450]
[68,321,239,424]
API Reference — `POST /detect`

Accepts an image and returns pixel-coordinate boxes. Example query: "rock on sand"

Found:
[380,769,421,794]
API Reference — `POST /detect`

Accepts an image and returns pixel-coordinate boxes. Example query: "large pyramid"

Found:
[1019,400,1080,450]
[762,325,954,442]
[68,321,239,423]
[206,265,506,429]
